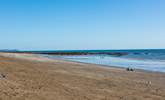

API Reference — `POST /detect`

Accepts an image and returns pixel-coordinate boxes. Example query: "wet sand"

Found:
[0,53,165,100]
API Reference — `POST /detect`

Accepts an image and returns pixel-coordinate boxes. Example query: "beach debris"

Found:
[0,73,6,79]
[146,81,152,86]
[126,67,134,71]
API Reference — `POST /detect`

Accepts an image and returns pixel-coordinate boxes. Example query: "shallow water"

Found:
[41,49,165,72]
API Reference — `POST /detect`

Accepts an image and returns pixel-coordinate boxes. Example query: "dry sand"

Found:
[0,53,165,100]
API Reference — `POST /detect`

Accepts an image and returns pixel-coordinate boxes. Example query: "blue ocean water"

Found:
[41,49,165,72]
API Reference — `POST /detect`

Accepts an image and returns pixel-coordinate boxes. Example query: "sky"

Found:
[0,0,164,50]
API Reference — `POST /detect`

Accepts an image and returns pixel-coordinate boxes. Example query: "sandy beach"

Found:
[0,53,165,100]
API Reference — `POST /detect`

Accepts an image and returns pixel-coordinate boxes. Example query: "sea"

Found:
[37,49,165,73]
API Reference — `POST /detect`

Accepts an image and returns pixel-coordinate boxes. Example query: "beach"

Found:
[0,53,165,100]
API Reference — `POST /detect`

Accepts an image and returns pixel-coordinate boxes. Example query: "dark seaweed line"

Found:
[0,51,128,57]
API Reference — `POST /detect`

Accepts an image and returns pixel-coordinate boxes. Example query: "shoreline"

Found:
[1,52,165,74]
[0,52,165,99]
[0,52,163,74]
[58,58,165,74]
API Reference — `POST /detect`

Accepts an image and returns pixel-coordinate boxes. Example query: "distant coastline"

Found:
[1,49,165,56]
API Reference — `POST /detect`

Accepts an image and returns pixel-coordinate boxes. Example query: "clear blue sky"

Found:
[0,0,164,50]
